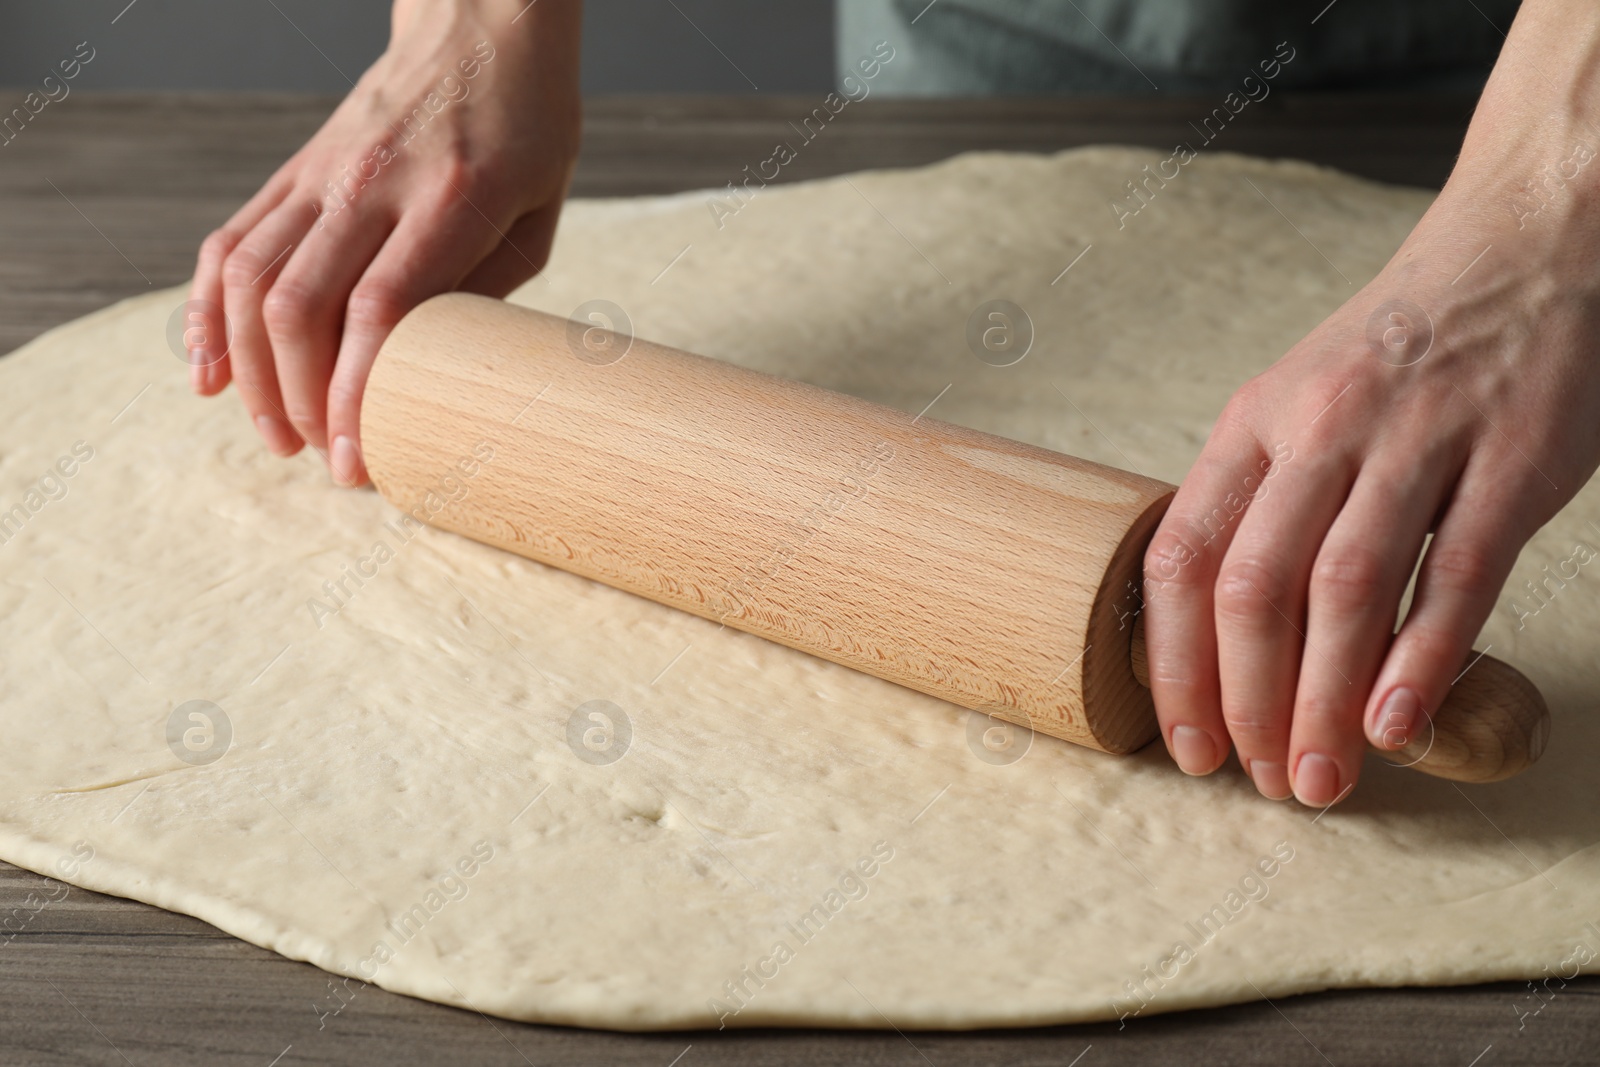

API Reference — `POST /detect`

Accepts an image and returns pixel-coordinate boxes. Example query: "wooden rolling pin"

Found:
[361,294,1550,784]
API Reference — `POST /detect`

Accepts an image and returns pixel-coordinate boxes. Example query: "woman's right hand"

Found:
[187,0,582,487]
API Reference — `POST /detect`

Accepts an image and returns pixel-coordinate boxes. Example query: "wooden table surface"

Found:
[2,92,1596,1067]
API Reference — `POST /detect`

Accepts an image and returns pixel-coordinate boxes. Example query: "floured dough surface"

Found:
[1,148,1597,1031]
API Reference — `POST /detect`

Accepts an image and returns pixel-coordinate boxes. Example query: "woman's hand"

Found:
[187,0,581,486]
[1143,0,1600,805]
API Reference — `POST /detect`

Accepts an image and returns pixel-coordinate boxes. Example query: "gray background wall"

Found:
[0,0,1513,97]
[0,0,836,93]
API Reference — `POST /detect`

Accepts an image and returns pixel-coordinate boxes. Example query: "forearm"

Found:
[391,0,583,48]
[1441,0,1600,238]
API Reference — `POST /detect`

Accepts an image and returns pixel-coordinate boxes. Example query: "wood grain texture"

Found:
[3,91,1595,1066]
[1385,650,1553,782]
[363,294,1173,753]
[366,296,1549,779]
[2,863,1595,1067]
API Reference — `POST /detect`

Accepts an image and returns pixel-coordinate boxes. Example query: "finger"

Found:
[1212,445,1349,800]
[325,191,507,486]
[182,287,234,397]
[221,199,320,457]
[1143,428,1270,777]
[1362,456,1533,761]
[189,168,297,395]
[1287,451,1459,807]
[262,203,398,452]
[457,203,563,298]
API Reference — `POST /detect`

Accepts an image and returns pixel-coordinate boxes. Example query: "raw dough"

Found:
[1,148,1597,1031]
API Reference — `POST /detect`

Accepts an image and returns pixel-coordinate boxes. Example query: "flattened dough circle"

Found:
[1,148,1596,1030]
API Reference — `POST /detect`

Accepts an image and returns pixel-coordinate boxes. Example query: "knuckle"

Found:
[326,378,366,422]
[415,154,479,216]
[1219,708,1283,752]
[198,230,239,270]
[345,283,407,333]
[436,152,475,193]
[1423,542,1499,593]
[1296,418,1345,458]
[1188,494,1250,545]
[1293,380,1360,446]
[283,404,326,441]
[1284,695,1357,738]
[221,246,271,289]
[1220,375,1264,418]
[1143,529,1210,590]
[1310,545,1388,612]
[1397,620,1462,672]
[1213,558,1289,623]
[261,280,318,334]
[227,360,272,401]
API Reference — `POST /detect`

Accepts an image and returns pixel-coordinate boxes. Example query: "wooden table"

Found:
[2,92,1596,1066]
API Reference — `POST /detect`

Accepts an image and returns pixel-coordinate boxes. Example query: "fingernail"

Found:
[330,434,365,486]
[254,414,301,457]
[1170,725,1217,776]
[1294,752,1341,807]
[1247,760,1292,800]
[1370,687,1422,749]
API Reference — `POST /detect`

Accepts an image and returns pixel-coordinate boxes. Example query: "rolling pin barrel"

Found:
[362,294,1550,784]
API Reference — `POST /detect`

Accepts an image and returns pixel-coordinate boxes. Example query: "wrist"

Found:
[390,0,581,55]
[375,0,581,159]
